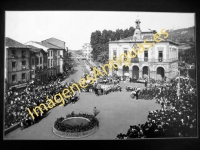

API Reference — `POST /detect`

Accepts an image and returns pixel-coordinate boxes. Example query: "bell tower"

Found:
[135,19,141,29]
[133,18,142,40]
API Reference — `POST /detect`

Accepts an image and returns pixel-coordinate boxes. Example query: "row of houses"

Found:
[5,37,68,90]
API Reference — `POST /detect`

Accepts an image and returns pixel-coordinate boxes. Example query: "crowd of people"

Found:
[5,77,79,130]
[94,84,122,96]
[116,78,197,138]
[138,88,159,100]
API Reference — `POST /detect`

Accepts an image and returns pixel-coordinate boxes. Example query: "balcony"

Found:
[131,58,139,63]
[11,54,18,58]
[12,81,17,85]
[158,57,163,62]
[144,57,148,62]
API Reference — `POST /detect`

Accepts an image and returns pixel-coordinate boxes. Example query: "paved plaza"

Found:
[4,59,161,140]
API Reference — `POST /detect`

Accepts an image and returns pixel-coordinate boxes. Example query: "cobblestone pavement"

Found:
[4,59,160,140]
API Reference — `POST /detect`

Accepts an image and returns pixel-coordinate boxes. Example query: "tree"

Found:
[90,26,135,63]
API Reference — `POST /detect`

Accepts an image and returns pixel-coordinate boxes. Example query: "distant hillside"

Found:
[166,26,195,44]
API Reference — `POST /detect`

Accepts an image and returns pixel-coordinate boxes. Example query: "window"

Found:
[159,51,163,58]
[22,73,26,79]
[51,59,53,67]
[144,51,148,62]
[124,50,127,60]
[11,50,16,57]
[31,58,35,65]
[12,62,16,68]
[51,51,53,57]
[40,57,42,64]
[132,47,138,58]
[22,60,26,66]
[36,57,39,65]
[22,50,26,57]
[40,66,43,70]
[57,50,60,56]
[12,74,16,81]
[44,56,47,63]
[48,59,50,67]
[159,51,163,62]
[113,50,117,60]
[144,51,148,57]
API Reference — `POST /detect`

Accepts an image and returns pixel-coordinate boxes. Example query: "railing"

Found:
[131,58,139,63]
[11,55,18,58]
[12,81,17,85]
[158,57,163,62]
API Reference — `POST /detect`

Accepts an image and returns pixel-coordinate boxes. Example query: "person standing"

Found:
[145,80,148,88]
[136,87,140,100]
[93,107,99,117]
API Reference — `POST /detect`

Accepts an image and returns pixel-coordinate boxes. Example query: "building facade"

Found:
[25,41,58,76]
[5,37,31,90]
[27,45,48,83]
[82,43,92,63]
[41,37,67,74]
[109,19,179,81]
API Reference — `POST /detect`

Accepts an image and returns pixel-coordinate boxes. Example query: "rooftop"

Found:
[26,45,42,53]
[6,37,28,48]
[34,41,62,49]
[110,31,179,45]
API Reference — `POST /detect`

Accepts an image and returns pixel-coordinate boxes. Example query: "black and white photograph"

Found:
[4,11,197,140]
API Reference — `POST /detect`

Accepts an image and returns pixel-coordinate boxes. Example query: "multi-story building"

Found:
[26,45,48,83]
[82,43,92,63]
[25,41,59,76]
[41,38,67,74]
[26,38,67,76]
[109,19,179,81]
[5,37,31,90]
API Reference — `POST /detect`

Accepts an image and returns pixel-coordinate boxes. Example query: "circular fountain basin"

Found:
[53,117,98,139]
[62,117,90,126]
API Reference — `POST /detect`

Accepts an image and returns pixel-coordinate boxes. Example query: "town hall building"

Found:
[109,19,179,81]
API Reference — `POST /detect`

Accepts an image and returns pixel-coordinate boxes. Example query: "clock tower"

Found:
[133,19,142,40]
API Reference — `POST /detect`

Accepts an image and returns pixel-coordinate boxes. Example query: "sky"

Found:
[6,11,195,50]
